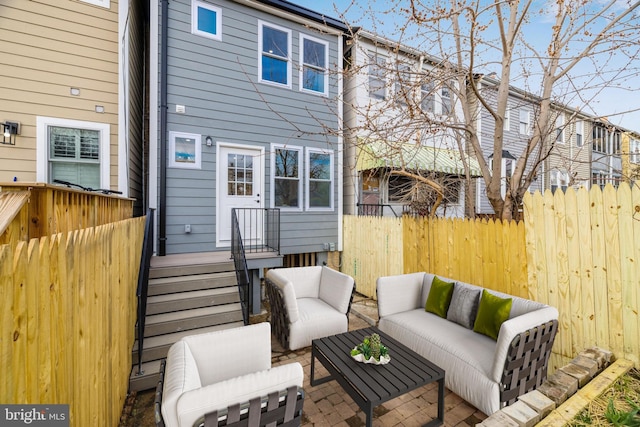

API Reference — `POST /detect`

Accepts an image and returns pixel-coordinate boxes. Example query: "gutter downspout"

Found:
[159,0,168,255]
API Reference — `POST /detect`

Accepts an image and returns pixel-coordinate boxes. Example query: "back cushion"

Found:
[280,266,322,298]
[318,267,354,313]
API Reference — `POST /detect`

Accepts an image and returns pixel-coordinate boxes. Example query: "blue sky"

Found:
[294,0,640,132]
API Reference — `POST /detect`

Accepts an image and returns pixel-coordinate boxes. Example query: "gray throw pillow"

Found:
[446,283,481,329]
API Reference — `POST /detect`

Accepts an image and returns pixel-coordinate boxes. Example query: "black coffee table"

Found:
[311,327,445,427]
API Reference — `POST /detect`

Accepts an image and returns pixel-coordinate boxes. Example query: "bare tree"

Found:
[335,0,640,220]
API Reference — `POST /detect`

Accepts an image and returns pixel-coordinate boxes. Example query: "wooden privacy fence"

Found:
[0,216,145,427]
[342,183,640,371]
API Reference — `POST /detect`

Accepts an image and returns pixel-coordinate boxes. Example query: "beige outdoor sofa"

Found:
[155,322,304,427]
[265,266,355,350]
[376,272,559,415]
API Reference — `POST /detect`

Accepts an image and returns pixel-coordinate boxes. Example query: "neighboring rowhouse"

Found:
[343,29,481,218]
[0,0,147,215]
[148,0,348,257]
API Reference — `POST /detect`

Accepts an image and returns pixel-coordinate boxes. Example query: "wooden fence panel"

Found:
[0,217,144,427]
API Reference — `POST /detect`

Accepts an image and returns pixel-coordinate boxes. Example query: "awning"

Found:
[356,140,482,177]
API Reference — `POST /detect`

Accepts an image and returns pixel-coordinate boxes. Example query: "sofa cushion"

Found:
[289,298,348,350]
[176,363,304,427]
[162,341,203,427]
[473,289,513,340]
[318,266,354,314]
[425,276,454,318]
[277,266,322,298]
[446,283,481,329]
[378,309,500,415]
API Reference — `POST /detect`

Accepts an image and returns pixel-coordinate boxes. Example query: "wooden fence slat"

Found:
[603,185,624,356]
[564,188,585,358]
[0,245,13,401]
[589,186,610,350]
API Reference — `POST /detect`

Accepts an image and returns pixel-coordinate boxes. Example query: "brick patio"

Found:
[119,294,487,427]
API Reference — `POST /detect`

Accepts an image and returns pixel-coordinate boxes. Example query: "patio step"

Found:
[129,252,245,392]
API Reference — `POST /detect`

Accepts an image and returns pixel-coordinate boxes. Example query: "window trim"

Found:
[368,51,387,100]
[556,114,565,143]
[575,120,584,147]
[168,131,202,169]
[191,0,222,41]
[631,139,640,164]
[258,20,292,89]
[504,109,510,132]
[80,0,110,8]
[299,34,329,96]
[36,116,110,188]
[305,148,334,211]
[519,109,530,135]
[270,144,303,211]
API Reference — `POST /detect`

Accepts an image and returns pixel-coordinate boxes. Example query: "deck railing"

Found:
[232,208,280,253]
[357,203,403,218]
[231,209,251,324]
[135,208,154,374]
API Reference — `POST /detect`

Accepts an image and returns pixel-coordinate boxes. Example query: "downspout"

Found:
[159,0,168,255]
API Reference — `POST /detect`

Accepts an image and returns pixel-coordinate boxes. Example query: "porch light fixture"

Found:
[2,122,19,145]
[205,136,213,146]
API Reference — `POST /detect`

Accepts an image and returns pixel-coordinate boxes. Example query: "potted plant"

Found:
[350,333,390,365]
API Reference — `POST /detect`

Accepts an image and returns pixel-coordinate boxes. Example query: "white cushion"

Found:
[379,310,500,415]
[376,272,425,317]
[289,298,348,350]
[176,363,304,427]
[268,266,322,299]
[182,323,271,385]
[162,341,202,427]
[318,266,354,314]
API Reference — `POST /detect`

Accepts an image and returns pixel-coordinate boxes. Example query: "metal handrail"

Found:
[357,203,402,218]
[232,208,280,254]
[136,208,154,374]
[231,209,251,324]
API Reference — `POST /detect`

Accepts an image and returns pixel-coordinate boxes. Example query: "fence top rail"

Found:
[0,191,30,236]
[0,182,135,201]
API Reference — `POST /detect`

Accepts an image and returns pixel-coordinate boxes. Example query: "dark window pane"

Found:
[197,6,217,35]
[309,181,331,207]
[262,26,287,57]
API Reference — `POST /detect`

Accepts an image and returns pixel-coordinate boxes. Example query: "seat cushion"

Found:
[289,298,348,350]
[378,309,500,415]
[162,341,203,427]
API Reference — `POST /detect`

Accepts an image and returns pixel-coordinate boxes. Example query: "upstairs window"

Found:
[259,22,291,87]
[394,63,412,106]
[593,124,605,152]
[631,139,640,164]
[519,109,530,135]
[551,169,569,193]
[80,0,110,8]
[440,85,452,115]
[306,149,334,210]
[368,52,386,100]
[300,35,328,95]
[420,81,435,112]
[576,120,584,147]
[272,145,302,210]
[192,1,222,40]
[504,110,510,131]
[556,114,564,143]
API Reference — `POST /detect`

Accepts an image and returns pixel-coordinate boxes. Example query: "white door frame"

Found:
[216,142,265,247]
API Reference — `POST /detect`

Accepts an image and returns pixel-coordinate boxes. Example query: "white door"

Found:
[217,144,264,247]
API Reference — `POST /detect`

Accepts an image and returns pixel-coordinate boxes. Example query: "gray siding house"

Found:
[148,0,348,257]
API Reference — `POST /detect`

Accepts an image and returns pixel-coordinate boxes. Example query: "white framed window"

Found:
[271,144,302,210]
[259,21,291,88]
[299,34,328,95]
[192,0,222,41]
[420,80,435,112]
[368,52,386,100]
[631,139,640,164]
[519,109,530,135]
[36,117,110,190]
[490,156,514,199]
[556,114,564,143]
[168,131,202,169]
[394,63,412,106]
[306,148,334,211]
[440,84,452,115]
[550,169,569,193]
[576,120,584,147]
[504,110,510,131]
[80,0,110,8]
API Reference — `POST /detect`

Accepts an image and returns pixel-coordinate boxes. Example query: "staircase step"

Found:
[149,261,234,279]
[132,322,245,364]
[130,359,163,392]
[146,288,240,315]
[141,304,244,338]
[148,272,236,296]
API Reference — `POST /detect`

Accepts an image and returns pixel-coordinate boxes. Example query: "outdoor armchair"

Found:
[266,266,355,350]
[155,322,304,427]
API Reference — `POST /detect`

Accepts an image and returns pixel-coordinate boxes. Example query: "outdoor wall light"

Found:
[205,136,213,146]
[2,122,19,145]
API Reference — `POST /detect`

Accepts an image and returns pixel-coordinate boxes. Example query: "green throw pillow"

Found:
[473,289,513,340]
[425,276,455,318]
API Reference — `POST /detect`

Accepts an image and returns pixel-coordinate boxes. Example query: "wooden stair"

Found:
[129,252,245,392]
